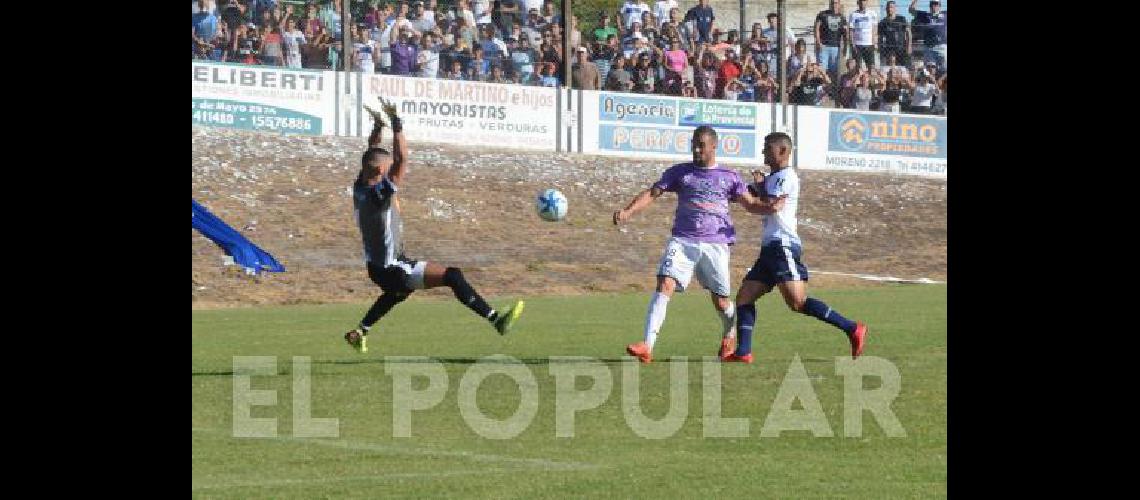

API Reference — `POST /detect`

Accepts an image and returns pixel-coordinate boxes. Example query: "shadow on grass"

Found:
[193,356,841,376]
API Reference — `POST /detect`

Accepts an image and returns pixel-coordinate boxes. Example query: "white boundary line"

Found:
[192,468,516,490]
[812,270,945,285]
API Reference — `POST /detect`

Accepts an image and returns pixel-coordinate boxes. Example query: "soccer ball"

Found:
[536,189,568,222]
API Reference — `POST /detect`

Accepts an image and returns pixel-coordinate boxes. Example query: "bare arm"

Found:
[613,186,665,224]
[389,122,408,186]
[737,191,786,215]
[813,18,822,54]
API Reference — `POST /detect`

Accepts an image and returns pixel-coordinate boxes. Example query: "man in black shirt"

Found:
[878,1,911,69]
[909,0,946,71]
[683,0,716,44]
[813,0,847,81]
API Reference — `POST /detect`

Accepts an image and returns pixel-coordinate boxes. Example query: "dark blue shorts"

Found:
[743,242,810,287]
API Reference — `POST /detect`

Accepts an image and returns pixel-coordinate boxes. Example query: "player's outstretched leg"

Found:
[725,280,772,363]
[626,276,678,364]
[346,292,410,353]
[712,293,736,360]
[778,281,867,359]
[423,262,524,335]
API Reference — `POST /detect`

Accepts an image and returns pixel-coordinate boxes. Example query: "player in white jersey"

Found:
[722,132,868,363]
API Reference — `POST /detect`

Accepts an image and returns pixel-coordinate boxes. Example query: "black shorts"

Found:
[366,255,424,294]
[743,242,810,288]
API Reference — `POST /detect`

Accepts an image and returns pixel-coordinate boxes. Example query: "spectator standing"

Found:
[662,37,688,94]
[621,0,652,31]
[683,0,716,44]
[539,31,563,72]
[390,28,420,75]
[489,63,513,84]
[631,52,656,93]
[753,60,777,102]
[511,34,538,82]
[542,1,563,26]
[221,0,246,33]
[303,3,323,37]
[474,0,492,26]
[593,12,619,42]
[852,73,874,110]
[880,52,909,81]
[605,56,634,91]
[571,47,601,90]
[909,0,946,71]
[443,59,466,80]
[412,2,436,34]
[813,0,847,80]
[419,32,442,78]
[878,1,911,69]
[523,0,544,16]
[495,0,521,39]
[282,20,306,69]
[694,46,718,98]
[193,1,220,42]
[352,25,377,73]
[593,36,619,83]
[469,46,491,80]
[457,0,477,28]
[260,26,284,66]
[539,62,560,86]
[909,73,939,113]
[480,24,509,67]
[654,0,678,27]
[792,62,831,106]
[762,12,795,67]
[320,0,343,41]
[787,38,815,82]
[837,58,861,107]
[847,0,877,71]
[301,27,329,69]
[716,50,742,98]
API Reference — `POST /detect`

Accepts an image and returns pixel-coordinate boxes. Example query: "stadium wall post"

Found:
[739,0,745,44]
[343,0,352,79]
[562,0,573,88]
[577,89,584,153]
[555,86,562,152]
[778,0,787,127]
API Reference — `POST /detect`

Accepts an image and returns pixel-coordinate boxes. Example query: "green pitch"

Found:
[192,285,946,498]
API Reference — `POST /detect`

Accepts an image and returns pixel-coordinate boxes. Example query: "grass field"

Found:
[192,284,947,498]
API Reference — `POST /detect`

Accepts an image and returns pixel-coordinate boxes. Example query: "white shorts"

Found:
[656,237,732,297]
[393,259,427,290]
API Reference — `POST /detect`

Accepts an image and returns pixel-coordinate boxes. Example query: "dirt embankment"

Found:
[192,127,946,308]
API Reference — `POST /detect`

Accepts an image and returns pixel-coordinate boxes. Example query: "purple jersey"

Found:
[652,162,747,244]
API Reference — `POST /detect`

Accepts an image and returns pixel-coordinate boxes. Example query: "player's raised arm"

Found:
[735,169,786,215]
[613,186,665,225]
[379,97,408,187]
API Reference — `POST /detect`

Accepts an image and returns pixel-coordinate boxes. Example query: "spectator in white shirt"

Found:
[621,1,651,30]
[847,0,878,72]
[654,0,678,27]
[909,73,938,113]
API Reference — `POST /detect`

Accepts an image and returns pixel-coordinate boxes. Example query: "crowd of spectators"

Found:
[193,0,947,114]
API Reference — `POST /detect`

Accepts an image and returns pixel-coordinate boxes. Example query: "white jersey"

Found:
[761,167,800,246]
[621,1,651,29]
[847,9,877,46]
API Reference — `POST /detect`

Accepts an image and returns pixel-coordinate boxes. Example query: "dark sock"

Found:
[734,303,757,356]
[443,267,497,321]
[801,297,857,335]
[360,292,409,331]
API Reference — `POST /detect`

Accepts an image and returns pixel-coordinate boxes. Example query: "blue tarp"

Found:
[192,199,285,275]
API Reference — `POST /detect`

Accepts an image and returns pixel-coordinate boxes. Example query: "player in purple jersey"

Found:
[613,125,784,363]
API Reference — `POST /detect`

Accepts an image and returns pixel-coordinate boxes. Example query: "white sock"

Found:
[718,303,736,339]
[643,292,671,350]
